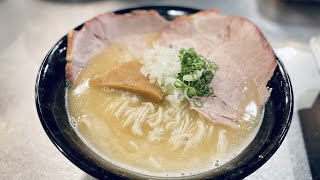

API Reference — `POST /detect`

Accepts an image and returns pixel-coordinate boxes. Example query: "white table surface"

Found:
[1,0,319,179]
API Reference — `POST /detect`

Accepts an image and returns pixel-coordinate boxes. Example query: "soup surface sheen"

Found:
[67,35,263,177]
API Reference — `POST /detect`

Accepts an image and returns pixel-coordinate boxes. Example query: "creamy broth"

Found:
[66,35,263,177]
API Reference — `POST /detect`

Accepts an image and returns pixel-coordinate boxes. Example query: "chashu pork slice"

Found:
[66,10,169,83]
[159,10,277,127]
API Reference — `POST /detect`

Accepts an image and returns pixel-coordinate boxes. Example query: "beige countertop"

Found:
[1,0,319,179]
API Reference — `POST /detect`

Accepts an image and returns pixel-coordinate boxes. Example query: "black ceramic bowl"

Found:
[35,6,293,180]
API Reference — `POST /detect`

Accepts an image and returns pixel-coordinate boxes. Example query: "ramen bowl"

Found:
[35,6,293,180]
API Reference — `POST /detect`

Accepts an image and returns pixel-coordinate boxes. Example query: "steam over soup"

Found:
[66,9,276,178]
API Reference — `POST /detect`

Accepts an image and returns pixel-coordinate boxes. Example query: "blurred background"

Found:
[0,0,319,179]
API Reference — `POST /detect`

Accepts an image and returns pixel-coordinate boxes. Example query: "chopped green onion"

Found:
[174,79,185,88]
[186,87,196,98]
[183,74,194,81]
[204,71,213,83]
[187,57,193,64]
[185,81,191,86]
[174,48,218,106]
[193,98,203,107]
